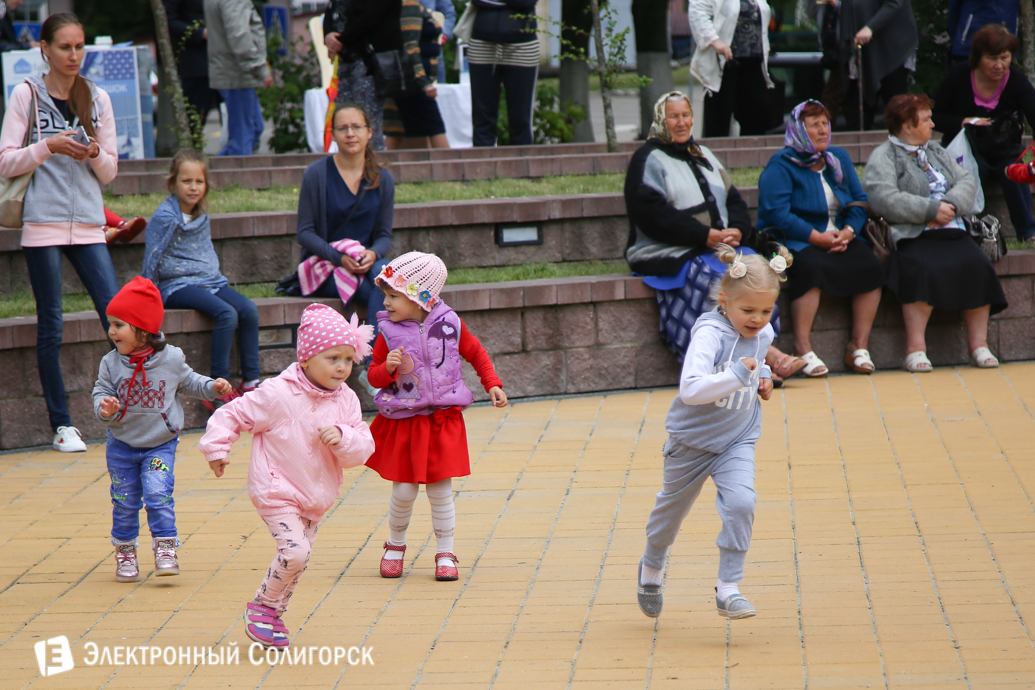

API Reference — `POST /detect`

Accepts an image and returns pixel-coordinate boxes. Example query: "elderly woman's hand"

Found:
[928,201,957,228]
[707,228,741,248]
[809,229,840,251]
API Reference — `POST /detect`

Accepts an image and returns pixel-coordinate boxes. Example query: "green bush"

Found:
[258,35,322,154]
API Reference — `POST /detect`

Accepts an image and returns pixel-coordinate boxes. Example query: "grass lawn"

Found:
[0,260,631,319]
[104,174,628,218]
[537,65,691,93]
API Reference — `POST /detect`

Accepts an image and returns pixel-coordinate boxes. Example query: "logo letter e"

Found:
[34,636,74,676]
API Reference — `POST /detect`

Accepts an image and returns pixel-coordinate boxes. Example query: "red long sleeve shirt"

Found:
[367,319,503,393]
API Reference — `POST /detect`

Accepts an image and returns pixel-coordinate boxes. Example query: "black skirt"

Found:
[886,228,1007,315]
[786,239,885,302]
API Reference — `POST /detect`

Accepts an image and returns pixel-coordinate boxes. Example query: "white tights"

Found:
[386,479,456,565]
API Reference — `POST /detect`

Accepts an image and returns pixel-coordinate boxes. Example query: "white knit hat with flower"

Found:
[374,252,448,312]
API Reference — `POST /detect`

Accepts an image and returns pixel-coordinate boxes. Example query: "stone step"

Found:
[2,257,1034,450]
[107,142,883,196]
[116,131,893,174]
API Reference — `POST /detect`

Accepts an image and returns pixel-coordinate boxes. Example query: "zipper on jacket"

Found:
[419,321,434,407]
[961,15,974,43]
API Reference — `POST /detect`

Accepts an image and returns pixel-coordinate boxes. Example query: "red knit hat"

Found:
[106,277,164,334]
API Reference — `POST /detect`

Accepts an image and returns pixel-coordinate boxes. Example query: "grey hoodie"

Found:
[22,74,108,227]
[665,310,774,455]
[92,344,218,448]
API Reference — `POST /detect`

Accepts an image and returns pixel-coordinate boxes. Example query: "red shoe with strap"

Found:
[380,542,406,578]
[434,552,459,581]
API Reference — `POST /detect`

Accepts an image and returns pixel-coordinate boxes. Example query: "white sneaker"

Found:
[52,426,87,452]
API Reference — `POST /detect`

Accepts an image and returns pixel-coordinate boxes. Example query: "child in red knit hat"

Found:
[92,277,233,584]
[366,252,507,583]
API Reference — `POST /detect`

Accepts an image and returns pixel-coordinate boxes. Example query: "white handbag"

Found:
[0,81,40,229]
[454,2,478,43]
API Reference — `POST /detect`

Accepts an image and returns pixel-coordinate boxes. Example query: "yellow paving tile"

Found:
[1,369,1035,688]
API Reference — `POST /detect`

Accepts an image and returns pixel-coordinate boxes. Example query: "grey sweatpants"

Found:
[643,437,757,582]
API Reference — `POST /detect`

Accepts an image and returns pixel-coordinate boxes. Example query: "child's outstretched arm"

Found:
[457,319,507,407]
[679,328,756,405]
[175,356,232,400]
[199,384,277,476]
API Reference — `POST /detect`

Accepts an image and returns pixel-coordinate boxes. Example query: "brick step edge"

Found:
[0,274,651,350]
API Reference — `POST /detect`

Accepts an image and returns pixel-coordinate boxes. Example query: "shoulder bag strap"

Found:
[336,180,369,237]
[22,80,39,149]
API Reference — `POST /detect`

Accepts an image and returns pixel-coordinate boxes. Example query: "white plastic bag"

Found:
[946,129,985,214]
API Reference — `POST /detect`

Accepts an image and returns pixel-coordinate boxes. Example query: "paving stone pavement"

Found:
[2,364,1035,689]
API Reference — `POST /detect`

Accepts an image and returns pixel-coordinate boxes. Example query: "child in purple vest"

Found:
[366,252,508,581]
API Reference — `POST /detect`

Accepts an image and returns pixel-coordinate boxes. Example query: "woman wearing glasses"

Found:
[293,103,395,391]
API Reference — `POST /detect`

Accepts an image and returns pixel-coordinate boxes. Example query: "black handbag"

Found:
[964,214,1009,263]
[965,111,1024,164]
[371,49,411,99]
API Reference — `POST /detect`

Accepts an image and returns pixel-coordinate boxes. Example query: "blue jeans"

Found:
[165,285,261,381]
[23,243,119,431]
[107,432,179,545]
[312,257,390,343]
[218,88,265,156]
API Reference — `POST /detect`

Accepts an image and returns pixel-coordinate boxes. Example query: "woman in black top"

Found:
[932,24,1035,242]
[323,0,403,151]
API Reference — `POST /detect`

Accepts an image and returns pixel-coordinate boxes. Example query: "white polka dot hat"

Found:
[375,251,448,312]
[296,304,375,363]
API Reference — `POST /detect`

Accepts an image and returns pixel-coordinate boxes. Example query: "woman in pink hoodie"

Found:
[200,304,376,652]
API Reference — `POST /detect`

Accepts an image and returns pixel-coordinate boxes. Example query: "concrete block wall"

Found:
[3,262,1033,450]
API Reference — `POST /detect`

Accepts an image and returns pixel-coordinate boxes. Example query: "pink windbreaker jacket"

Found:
[200,363,375,522]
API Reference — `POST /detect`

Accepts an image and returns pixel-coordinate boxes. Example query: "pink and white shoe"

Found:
[245,602,290,649]
[115,543,140,582]
[153,538,179,576]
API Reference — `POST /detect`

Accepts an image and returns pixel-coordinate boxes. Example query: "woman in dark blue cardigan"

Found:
[757,101,883,376]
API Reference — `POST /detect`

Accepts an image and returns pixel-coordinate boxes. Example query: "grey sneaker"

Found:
[358,369,379,397]
[716,592,756,619]
[115,543,140,582]
[636,558,663,618]
[154,538,179,576]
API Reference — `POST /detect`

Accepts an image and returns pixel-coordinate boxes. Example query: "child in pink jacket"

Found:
[200,304,375,651]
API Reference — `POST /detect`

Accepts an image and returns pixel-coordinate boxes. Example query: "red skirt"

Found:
[366,407,470,484]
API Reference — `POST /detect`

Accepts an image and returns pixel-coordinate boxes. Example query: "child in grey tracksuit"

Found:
[637,244,790,622]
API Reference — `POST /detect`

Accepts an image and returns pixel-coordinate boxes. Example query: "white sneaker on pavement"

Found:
[52,426,87,453]
[358,369,379,397]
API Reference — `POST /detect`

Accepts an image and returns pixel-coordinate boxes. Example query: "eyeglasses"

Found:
[333,125,368,132]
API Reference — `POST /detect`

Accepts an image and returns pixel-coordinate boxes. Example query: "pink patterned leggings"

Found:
[255,514,319,614]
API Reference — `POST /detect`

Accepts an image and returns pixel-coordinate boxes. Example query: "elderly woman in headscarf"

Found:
[757,100,883,377]
[624,91,805,383]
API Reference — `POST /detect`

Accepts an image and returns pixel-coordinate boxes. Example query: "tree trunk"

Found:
[561,0,594,142]
[589,0,618,152]
[632,0,674,139]
[1022,0,1035,84]
[149,0,194,151]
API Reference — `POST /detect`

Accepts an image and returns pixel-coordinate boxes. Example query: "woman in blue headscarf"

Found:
[757,100,884,376]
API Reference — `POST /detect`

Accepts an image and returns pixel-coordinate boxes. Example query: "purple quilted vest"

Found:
[373,301,474,418]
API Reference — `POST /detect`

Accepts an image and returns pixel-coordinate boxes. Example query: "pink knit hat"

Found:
[374,251,448,312]
[296,304,374,363]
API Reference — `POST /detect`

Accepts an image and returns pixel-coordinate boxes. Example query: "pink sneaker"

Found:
[245,602,290,649]
[115,543,140,583]
[154,538,179,576]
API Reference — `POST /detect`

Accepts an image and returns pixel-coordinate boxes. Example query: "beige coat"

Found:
[203,0,270,90]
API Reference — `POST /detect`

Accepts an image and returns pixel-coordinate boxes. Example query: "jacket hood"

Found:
[690,309,741,340]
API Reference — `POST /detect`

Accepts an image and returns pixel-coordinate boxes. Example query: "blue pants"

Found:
[23,243,119,431]
[979,156,1035,241]
[165,285,261,381]
[218,88,265,156]
[312,257,390,342]
[643,438,757,582]
[107,433,179,545]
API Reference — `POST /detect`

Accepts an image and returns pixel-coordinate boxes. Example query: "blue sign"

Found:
[13,22,41,43]
[263,6,289,55]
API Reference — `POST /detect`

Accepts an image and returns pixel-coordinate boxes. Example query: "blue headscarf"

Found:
[783,100,843,184]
